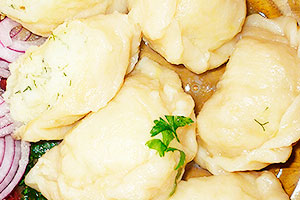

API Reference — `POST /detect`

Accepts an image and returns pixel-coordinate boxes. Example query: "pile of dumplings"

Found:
[1,0,300,199]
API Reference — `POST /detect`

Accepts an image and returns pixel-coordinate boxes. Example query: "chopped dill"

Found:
[23,86,32,92]
[254,119,269,131]
[33,80,37,88]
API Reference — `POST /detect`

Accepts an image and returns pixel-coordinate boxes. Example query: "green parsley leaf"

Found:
[19,141,60,200]
[146,139,167,157]
[146,115,193,170]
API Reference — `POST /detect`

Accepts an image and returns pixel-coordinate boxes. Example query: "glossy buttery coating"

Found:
[3,13,141,142]
[25,57,197,200]
[0,0,128,36]
[169,171,289,200]
[195,14,300,174]
[128,0,246,74]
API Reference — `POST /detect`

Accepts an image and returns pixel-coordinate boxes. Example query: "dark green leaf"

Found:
[162,130,174,147]
[165,115,194,142]
[150,118,171,137]
[146,115,193,172]
[166,148,186,170]
[175,150,186,170]
[146,139,167,157]
[20,141,60,200]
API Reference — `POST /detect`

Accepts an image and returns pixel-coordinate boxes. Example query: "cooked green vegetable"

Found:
[19,141,60,200]
[146,115,193,170]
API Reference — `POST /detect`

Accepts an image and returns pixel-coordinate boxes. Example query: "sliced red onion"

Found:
[9,37,46,52]
[0,60,9,70]
[0,68,10,79]
[0,97,15,137]
[10,26,23,39]
[0,141,30,199]
[0,98,10,118]
[0,138,4,166]
[0,135,15,184]
[0,16,45,74]
[0,140,20,192]
[0,18,19,47]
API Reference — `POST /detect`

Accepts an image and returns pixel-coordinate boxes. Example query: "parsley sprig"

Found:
[19,141,60,200]
[146,115,194,170]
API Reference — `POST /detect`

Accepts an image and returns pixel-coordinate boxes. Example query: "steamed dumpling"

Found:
[25,57,197,200]
[169,171,289,200]
[128,0,246,74]
[195,14,300,174]
[3,13,141,142]
[0,0,128,36]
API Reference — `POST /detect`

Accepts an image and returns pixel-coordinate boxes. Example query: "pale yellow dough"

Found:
[25,57,197,200]
[169,171,289,200]
[195,14,300,174]
[3,13,141,142]
[128,0,246,74]
[0,0,128,36]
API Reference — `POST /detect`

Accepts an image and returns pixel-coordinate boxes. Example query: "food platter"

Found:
[1,0,300,199]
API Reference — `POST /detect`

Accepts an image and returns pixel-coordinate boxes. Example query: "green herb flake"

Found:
[50,33,56,41]
[33,80,37,88]
[69,80,72,86]
[10,4,15,9]
[23,86,32,92]
[63,72,67,77]
[254,119,269,132]
[15,90,21,94]
[146,115,193,170]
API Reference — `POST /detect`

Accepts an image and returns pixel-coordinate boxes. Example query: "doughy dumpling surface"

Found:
[25,57,197,200]
[128,0,246,74]
[169,171,289,200]
[195,14,300,174]
[3,13,141,142]
[0,0,128,36]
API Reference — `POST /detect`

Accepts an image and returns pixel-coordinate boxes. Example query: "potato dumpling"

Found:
[195,14,300,174]
[0,0,128,36]
[4,13,141,142]
[128,0,246,74]
[25,57,197,200]
[170,171,289,200]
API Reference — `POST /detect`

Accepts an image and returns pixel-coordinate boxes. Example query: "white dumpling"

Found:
[25,57,197,200]
[195,14,300,174]
[128,0,246,74]
[169,171,289,200]
[3,13,141,142]
[0,0,128,36]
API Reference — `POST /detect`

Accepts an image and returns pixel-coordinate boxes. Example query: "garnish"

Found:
[33,80,37,88]
[254,119,269,131]
[19,141,60,200]
[146,115,194,170]
[23,86,32,92]
[50,33,56,41]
